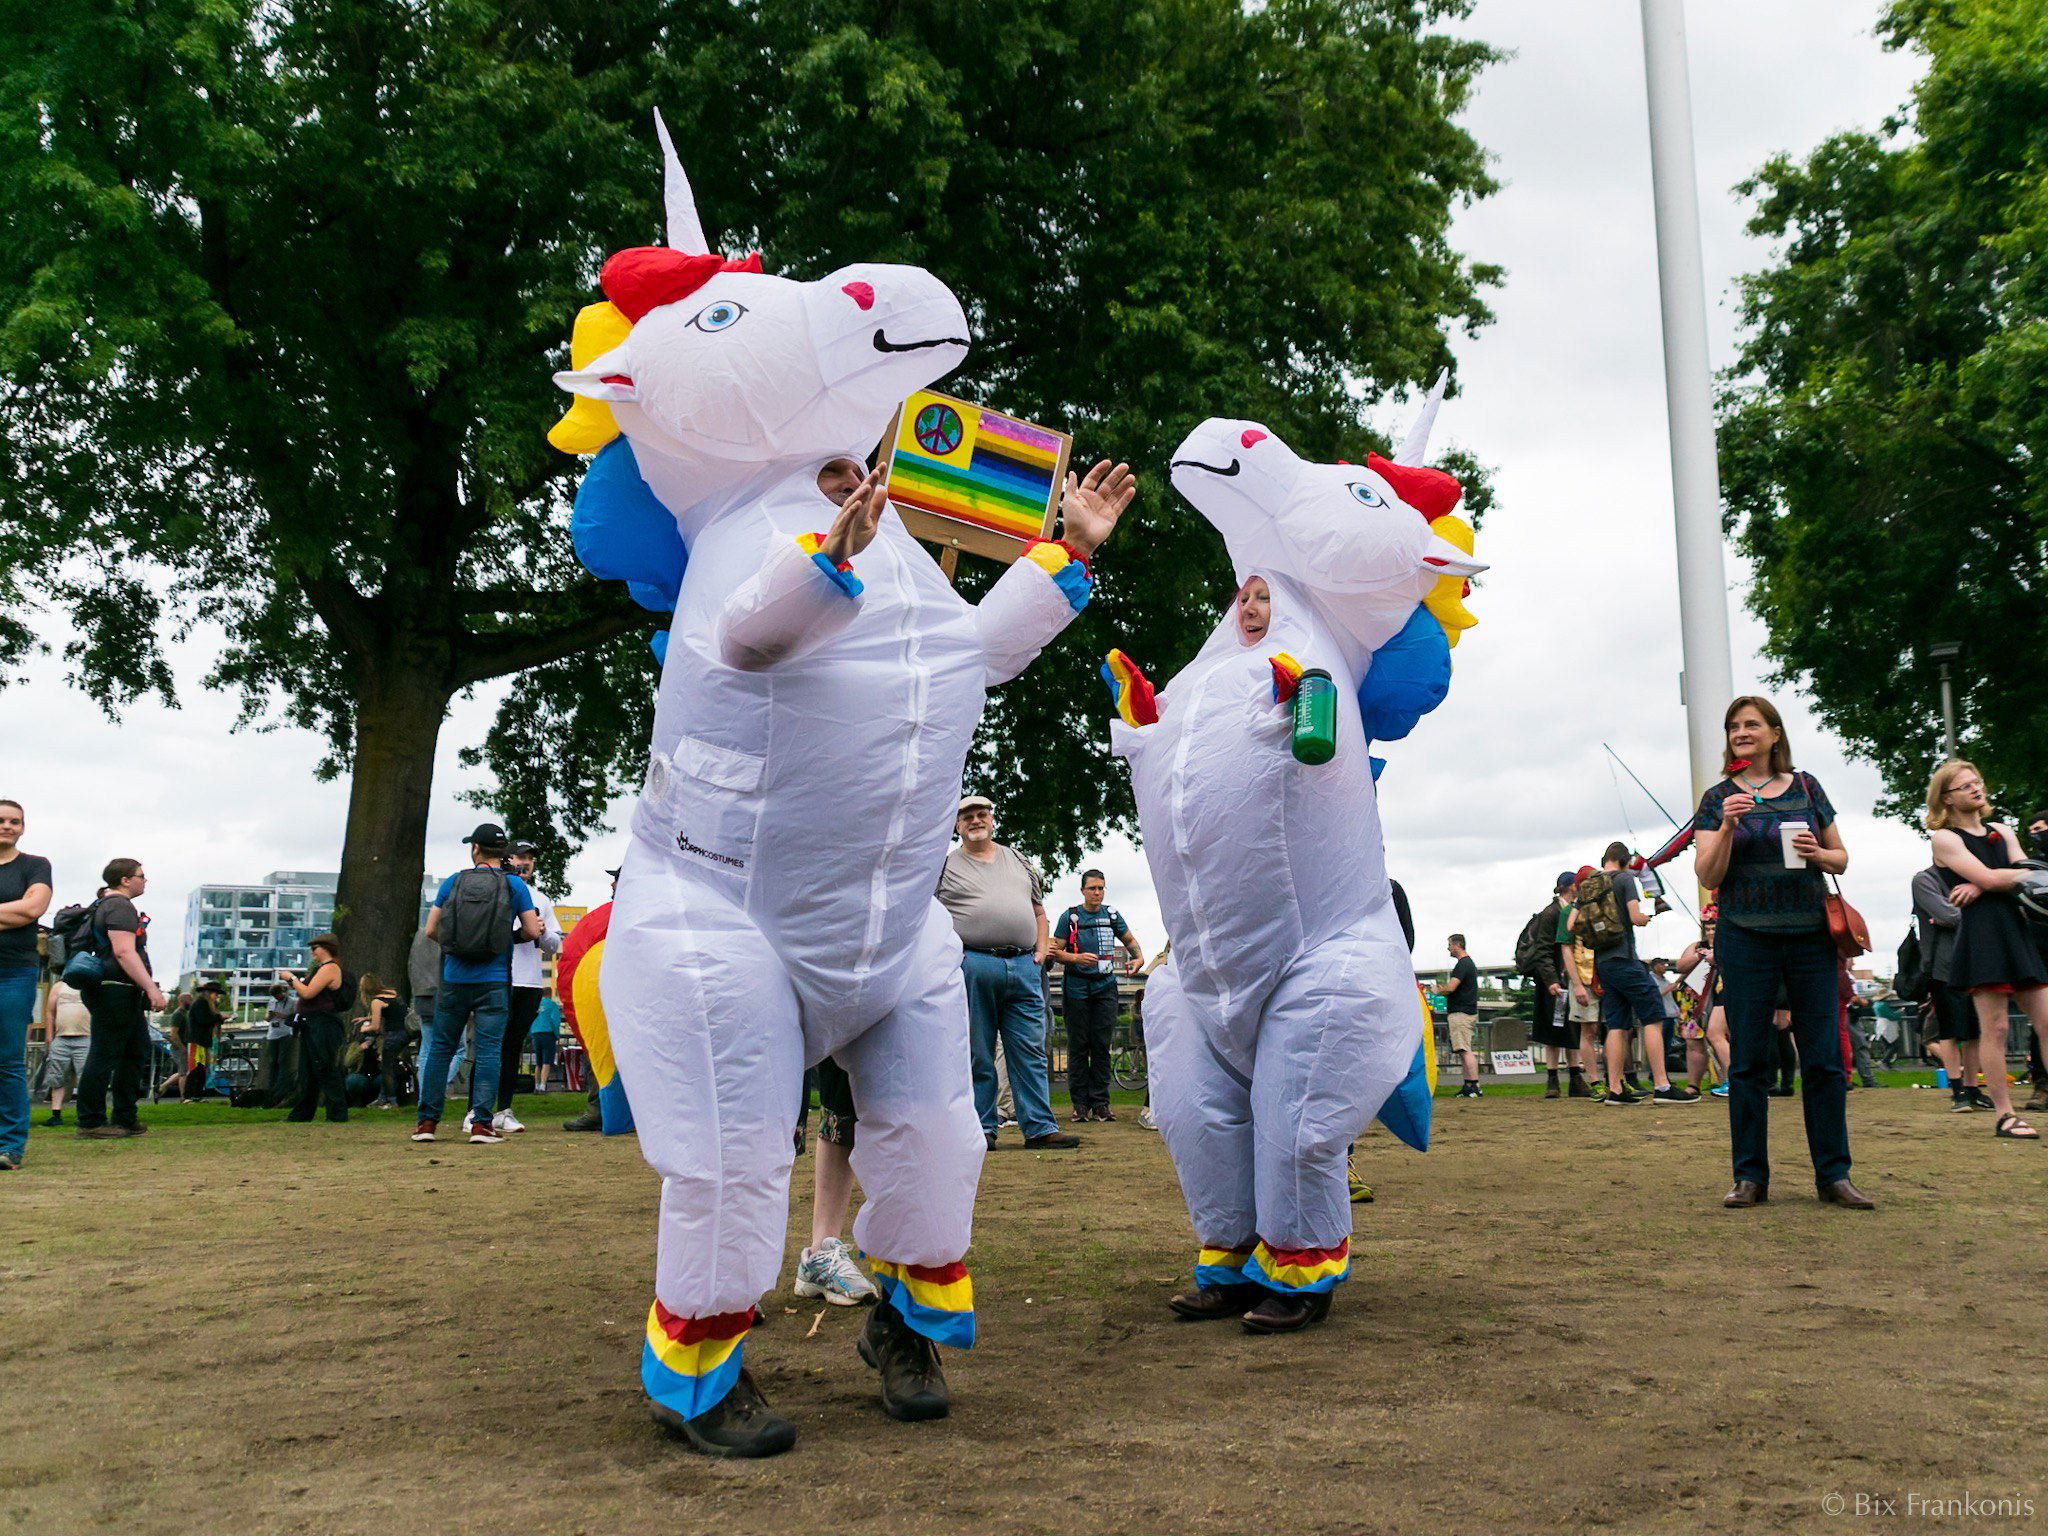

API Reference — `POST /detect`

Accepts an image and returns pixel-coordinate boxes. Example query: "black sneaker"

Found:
[561,1109,603,1132]
[857,1301,951,1421]
[1968,1087,1997,1111]
[41,1111,63,1127]
[650,1369,796,1458]
[1950,1089,1976,1113]
[1603,1085,1641,1105]
[1652,1084,1700,1105]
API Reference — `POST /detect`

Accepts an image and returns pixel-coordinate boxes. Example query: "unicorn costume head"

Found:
[552,116,1100,1446]
[1109,390,1484,1316]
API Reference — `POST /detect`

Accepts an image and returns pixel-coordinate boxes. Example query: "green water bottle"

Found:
[1291,668,1338,764]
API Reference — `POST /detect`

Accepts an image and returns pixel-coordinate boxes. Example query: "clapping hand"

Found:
[1059,460,1137,558]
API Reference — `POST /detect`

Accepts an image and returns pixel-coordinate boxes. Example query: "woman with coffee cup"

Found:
[1926,759,2044,1140]
[1692,696,1871,1210]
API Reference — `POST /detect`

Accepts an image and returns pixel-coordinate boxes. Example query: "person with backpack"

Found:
[73,858,168,1140]
[1049,868,1145,1122]
[413,823,542,1145]
[280,935,350,1123]
[0,798,54,1170]
[1574,842,1697,1107]
[1516,872,1590,1099]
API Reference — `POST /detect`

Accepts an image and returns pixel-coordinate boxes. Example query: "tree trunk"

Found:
[334,657,451,1000]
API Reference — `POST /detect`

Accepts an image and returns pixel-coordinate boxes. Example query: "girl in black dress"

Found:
[1928,760,2045,1140]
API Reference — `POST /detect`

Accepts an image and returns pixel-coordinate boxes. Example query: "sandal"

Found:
[1993,1113,2039,1140]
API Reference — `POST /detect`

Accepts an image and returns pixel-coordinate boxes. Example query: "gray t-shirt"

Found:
[936,845,1044,951]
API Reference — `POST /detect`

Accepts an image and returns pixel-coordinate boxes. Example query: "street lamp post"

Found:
[1929,640,1961,759]
[1638,0,1736,808]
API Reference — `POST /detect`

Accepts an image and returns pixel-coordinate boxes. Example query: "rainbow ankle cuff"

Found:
[1244,1239,1350,1295]
[642,1302,753,1420]
[1194,1243,1257,1289]
[867,1258,976,1348]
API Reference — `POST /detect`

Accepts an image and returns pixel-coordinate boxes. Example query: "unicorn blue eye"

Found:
[691,300,746,332]
[1347,482,1386,508]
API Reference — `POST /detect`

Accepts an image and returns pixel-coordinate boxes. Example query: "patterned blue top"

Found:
[1694,771,1835,933]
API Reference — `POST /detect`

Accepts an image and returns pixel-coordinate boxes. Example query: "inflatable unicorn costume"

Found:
[547,120,1118,1454]
[1105,402,1482,1331]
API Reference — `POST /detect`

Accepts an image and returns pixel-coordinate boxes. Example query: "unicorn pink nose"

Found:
[1241,429,1267,449]
[841,281,876,311]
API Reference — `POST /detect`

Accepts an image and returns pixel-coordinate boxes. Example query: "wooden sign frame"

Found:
[876,391,1073,567]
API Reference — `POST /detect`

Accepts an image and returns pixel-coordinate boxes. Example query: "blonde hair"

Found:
[1723,695,1793,777]
[1924,758,1981,832]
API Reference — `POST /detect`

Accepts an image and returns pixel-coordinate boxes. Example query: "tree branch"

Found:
[451,602,646,689]
[298,571,378,657]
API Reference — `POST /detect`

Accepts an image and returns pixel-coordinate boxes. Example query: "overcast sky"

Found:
[4,2,1932,982]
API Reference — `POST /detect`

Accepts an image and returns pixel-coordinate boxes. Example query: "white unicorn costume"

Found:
[1108,415,1481,1300]
[548,125,1093,1422]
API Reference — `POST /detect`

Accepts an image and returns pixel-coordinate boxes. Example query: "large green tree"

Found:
[1720,0,2048,824]
[3,0,1499,986]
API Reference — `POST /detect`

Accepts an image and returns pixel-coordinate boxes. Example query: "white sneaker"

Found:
[492,1109,526,1134]
[792,1237,879,1306]
[1137,1106,1158,1131]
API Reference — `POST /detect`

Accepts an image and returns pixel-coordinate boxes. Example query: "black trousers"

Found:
[499,987,542,1111]
[1719,922,1850,1188]
[1063,988,1119,1112]
[77,981,150,1130]
[288,1015,349,1122]
[380,1029,413,1103]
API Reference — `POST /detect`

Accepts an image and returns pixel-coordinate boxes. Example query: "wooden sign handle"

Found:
[939,547,960,581]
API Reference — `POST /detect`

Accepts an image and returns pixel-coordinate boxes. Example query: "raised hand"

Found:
[1059,459,1137,558]
[820,466,889,565]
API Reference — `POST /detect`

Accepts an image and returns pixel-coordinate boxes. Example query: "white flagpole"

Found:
[1639,0,1736,807]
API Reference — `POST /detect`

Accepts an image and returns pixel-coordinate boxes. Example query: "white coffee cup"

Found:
[1780,820,1810,869]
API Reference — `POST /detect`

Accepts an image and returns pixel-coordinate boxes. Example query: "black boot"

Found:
[562,1108,603,1132]
[857,1301,951,1421]
[1241,1289,1331,1334]
[650,1369,796,1458]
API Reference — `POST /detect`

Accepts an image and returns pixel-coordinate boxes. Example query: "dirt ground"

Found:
[3,1085,2044,1536]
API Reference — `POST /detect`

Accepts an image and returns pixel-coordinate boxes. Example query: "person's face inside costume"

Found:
[816,456,867,507]
[1235,576,1271,645]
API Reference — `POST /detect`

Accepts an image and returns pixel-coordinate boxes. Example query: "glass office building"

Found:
[180,871,434,1016]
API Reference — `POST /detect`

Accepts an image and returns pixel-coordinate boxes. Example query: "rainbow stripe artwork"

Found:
[884,391,1067,547]
[556,901,634,1135]
[643,1301,753,1419]
[866,1257,976,1348]
[1244,1239,1351,1295]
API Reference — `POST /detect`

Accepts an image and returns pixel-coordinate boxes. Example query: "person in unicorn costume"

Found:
[547,119,1133,1456]
[1103,392,1482,1333]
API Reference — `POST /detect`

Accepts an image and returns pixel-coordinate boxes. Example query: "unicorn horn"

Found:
[1394,369,1449,467]
[653,109,710,256]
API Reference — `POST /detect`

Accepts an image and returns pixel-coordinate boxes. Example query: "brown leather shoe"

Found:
[1722,1180,1768,1208]
[1817,1178,1875,1210]
[1023,1131,1081,1149]
[1240,1290,1332,1334]
[1167,1281,1264,1321]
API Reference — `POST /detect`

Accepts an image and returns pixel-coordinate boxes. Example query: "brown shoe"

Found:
[1817,1178,1875,1210]
[2023,1087,2048,1114]
[76,1125,127,1139]
[1023,1131,1081,1149]
[1722,1180,1768,1209]
[1241,1290,1332,1334]
[1167,1281,1264,1321]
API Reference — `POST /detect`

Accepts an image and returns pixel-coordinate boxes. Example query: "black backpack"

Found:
[1894,924,1930,1003]
[441,867,514,962]
[46,902,104,969]
[1513,908,1550,978]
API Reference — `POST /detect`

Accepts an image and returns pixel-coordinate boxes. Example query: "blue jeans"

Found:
[962,950,1058,1139]
[416,981,508,1126]
[0,964,36,1161]
[1717,921,1850,1188]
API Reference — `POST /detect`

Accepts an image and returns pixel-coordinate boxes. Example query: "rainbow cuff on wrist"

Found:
[1244,1239,1350,1295]
[1270,652,1304,705]
[642,1302,753,1420]
[866,1257,976,1349]
[1101,648,1158,727]
[1022,539,1092,613]
[796,532,863,599]
[1194,1243,1257,1289]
